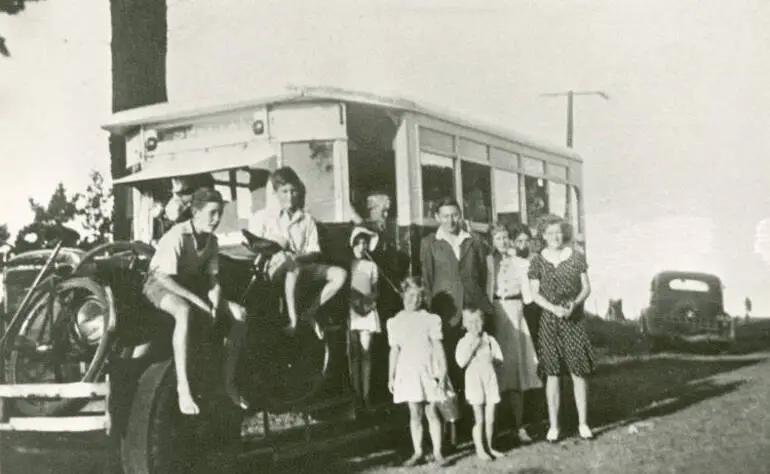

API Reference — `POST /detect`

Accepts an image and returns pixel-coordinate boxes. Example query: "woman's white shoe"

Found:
[578,424,594,440]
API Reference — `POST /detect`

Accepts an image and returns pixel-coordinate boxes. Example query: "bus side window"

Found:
[492,169,521,228]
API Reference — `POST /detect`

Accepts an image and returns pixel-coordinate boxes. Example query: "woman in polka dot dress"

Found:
[528,215,595,443]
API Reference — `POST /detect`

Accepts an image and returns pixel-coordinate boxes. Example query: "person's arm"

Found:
[370,263,380,300]
[476,240,488,290]
[388,346,400,393]
[455,336,481,369]
[530,279,566,317]
[387,318,400,392]
[486,254,495,302]
[153,273,211,313]
[295,218,323,264]
[151,234,211,312]
[564,254,591,316]
[207,244,222,313]
[429,315,447,379]
[419,237,434,297]
[490,336,504,363]
[574,273,591,306]
[520,260,534,305]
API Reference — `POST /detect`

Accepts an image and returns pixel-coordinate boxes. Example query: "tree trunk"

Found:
[109,0,168,240]
[107,1,167,456]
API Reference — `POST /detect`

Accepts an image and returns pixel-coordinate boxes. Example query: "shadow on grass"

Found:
[547,354,763,436]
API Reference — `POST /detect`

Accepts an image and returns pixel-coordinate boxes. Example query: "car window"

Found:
[668,278,710,292]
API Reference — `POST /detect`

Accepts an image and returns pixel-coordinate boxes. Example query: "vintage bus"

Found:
[105,85,585,255]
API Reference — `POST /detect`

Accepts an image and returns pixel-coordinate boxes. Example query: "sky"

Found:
[2,0,770,317]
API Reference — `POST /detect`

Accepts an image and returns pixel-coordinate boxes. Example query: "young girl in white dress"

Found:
[455,308,505,460]
[387,277,448,467]
[348,227,381,410]
[487,223,542,444]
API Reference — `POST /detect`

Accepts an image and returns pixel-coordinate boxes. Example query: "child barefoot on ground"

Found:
[455,307,505,460]
[143,188,248,414]
[387,277,448,467]
[348,227,381,411]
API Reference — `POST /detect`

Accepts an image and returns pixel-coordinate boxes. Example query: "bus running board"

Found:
[0,415,108,432]
[0,380,110,434]
[0,382,108,400]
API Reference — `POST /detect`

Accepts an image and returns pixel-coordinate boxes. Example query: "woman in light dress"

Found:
[487,222,542,444]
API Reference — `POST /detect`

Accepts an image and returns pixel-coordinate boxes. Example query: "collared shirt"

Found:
[435,226,471,260]
[148,220,219,278]
[249,206,321,255]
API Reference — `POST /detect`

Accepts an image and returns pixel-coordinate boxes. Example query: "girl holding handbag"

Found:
[387,277,449,467]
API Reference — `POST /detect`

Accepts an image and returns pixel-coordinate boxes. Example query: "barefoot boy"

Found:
[143,188,247,414]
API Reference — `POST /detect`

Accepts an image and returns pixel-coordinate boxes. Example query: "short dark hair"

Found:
[434,196,461,214]
[191,187,223,211]
[270,167,305,193]
[510,223,532,240]
[352,233,372,247]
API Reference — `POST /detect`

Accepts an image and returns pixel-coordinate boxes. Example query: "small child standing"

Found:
[387,277,448,467]
[348,227,381,411]
[455,307,505,460]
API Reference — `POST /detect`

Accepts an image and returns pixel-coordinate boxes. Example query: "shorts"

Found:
[143,273,210,309]
[269,259,335,285]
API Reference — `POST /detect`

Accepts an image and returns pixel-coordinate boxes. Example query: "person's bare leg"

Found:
[283,269,299,333]
[425,403,446,464]
[348,331,362,402]
[319,266,347,306]
[160,297,198,415]
[360,331,373,408]
[571,374,593,438]
[472,404,492,460]
[545,376,560,441]
[404,403,425,466]
[224,302,248,409]
[303,265,347,339]
[485,402,504,457]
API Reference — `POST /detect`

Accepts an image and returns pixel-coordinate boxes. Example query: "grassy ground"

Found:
[270,317,770,473]
[5,317,770,474]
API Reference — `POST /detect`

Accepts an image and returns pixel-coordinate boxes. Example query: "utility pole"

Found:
[540,90,609,148]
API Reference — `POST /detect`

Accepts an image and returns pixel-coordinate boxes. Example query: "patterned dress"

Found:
[528,249,595,377]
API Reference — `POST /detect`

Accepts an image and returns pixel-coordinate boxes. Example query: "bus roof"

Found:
[101,84,582,162]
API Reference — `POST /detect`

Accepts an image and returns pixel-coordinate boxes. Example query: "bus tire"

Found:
[120,360,191,474]
[120,359,243,474]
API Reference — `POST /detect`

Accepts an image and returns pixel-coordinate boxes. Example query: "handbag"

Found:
[435,377,461,422]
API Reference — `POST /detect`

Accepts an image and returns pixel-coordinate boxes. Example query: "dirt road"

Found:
[301,352,770,474]
[6,351,770,473]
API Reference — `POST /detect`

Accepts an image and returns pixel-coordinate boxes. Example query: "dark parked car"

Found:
[640,271,735,352]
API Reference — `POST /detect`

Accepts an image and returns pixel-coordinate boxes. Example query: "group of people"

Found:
[384,197,595,466]
[140,165,596,468]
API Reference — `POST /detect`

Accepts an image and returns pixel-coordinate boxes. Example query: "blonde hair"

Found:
[399,276,424,295]
[462,307,484,326]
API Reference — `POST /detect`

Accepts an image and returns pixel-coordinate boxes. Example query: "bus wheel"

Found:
[120,360,243,474]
